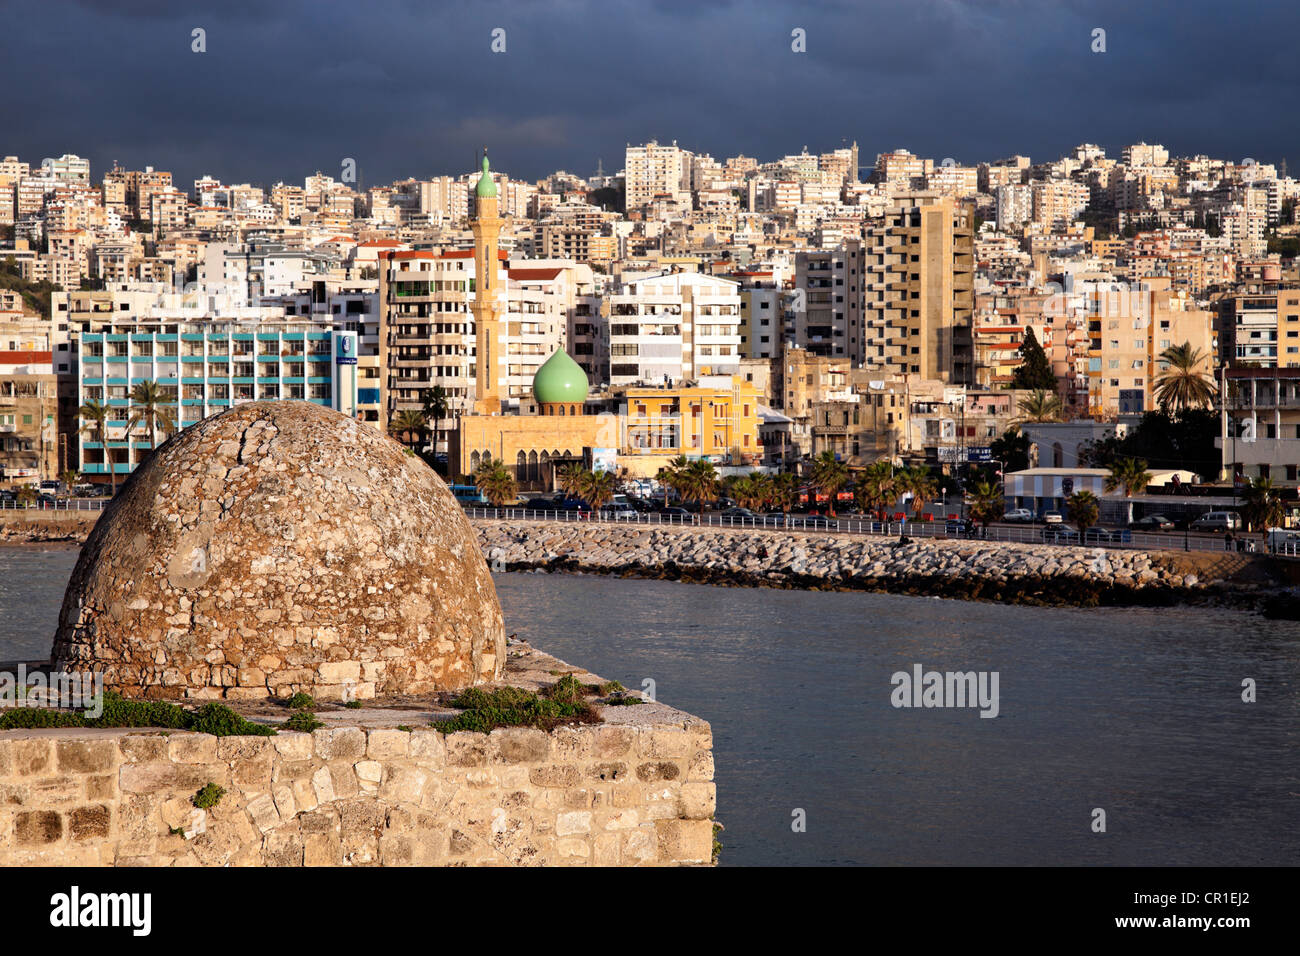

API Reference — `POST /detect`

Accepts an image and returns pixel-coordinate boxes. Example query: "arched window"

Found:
[1053,442,1064,468]
[516,450,527,479]
[528,450,539,482]
[470,451,481,471]
[559,404,566,416]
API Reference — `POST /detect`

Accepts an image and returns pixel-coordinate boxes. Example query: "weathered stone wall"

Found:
[52,402,505,700]
[0,719,715,866]
[473,519,1290,606]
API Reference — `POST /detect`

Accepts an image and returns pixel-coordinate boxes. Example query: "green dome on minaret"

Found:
[532,349,589,405]
[475,153,497,199]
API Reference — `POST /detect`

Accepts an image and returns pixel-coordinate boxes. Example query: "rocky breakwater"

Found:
[473,520,1295,608]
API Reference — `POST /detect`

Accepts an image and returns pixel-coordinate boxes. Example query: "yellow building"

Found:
[618,376,763,476]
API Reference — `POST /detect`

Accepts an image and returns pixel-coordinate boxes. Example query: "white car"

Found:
[1003,508,1034,523]
[1041,510,1064,525]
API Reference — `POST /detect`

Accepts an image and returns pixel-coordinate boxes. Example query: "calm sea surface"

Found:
[2,546,1297,866]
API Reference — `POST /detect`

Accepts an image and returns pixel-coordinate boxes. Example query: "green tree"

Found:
[387,409,428,447]
[769,472,800,512]
[1104,456,1152,525]
[15,484,37,508]
[473,455,517,507]
[1016,388,1064,423]
[1009,328,1057,391]
[854,460,896,520]
[1154,342,1215,411]
[1241,477,1285,533]
[127,380,176,456]
[728,472,773,510]
[419,386,451,459]
[898,466,937,519]
[655,455,691,507]
[579,469,618,510]
[677,459,719,509]
[809,450,849,516]
[989,426,1031,473]
[556,462,586,498]
[1067,490,1100,534]
[77,398,116,497]
[967,480,1004,532]
[1081,408,1219,480]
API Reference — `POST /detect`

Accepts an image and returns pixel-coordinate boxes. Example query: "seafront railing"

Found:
[0,499,108,512]
[463,507,1300,558]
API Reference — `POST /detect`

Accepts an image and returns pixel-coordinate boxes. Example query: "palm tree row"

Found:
[655,456,721,508]
[553,463,619,510]
[843,458,939,521]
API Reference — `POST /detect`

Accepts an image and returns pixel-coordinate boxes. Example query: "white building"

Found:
[606,270,741,386]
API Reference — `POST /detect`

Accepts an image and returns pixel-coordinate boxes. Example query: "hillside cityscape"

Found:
[0,139,1297,539]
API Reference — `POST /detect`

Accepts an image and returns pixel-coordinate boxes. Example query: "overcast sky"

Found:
[1,0,1292,191]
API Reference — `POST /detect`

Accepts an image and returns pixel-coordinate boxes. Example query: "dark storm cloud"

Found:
[0,0,1293,191]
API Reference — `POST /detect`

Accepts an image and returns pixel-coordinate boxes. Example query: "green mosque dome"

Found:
[532,349,589,406]
[476,154,497,199]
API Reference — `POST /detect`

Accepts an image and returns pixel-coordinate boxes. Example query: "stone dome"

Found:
[532,349,589,406]
[52,401,505,701]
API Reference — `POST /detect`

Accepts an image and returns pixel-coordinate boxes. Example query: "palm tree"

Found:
[1241,477,1285,533]
[77,398,116,497]
[678,459,719,509]
[809,451,849,516]
[1016,389,1064,423]
[655,455,691,507]
[769,472,800,513]
[1104,456,1151,525]
[1067,490,1100,534]
[127,380,176,460]
[727,472,772,510]
[579,469,618,511]
[420,386,451,457]
[1154,342,1215,411]
[556,462,586,499]
[473,455,517,507]
[898,466,938,520]
[59,469,80,497]
[388,409,428,448]
[967,480,1003,533]
[854,460,895,520]
[15,484,37,508]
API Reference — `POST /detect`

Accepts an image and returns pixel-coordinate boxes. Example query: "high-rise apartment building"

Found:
[861,195,976,384]
[624,141,694,212]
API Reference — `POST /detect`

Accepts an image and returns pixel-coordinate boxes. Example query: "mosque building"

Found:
[449,152,763,491]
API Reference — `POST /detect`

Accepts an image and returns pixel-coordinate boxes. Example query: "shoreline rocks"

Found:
[5,511,1296,612]
[472,519,1297,612]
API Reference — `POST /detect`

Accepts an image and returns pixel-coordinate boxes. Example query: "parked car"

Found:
[762,512,788,527]
[1131,514,1175,531]
[1190,511,1241,533]
[1084,527,1132,545]
[599,502,638,520]
[656,506,691,519]
[1041,526,1079,544]
[1041,510,1065,525]
[719,507,759,521]
[1003,508,1034,523]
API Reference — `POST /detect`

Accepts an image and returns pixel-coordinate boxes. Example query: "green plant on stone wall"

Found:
[192,783,225,810]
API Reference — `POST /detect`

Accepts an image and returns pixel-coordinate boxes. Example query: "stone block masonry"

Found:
[0,645,716,867]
